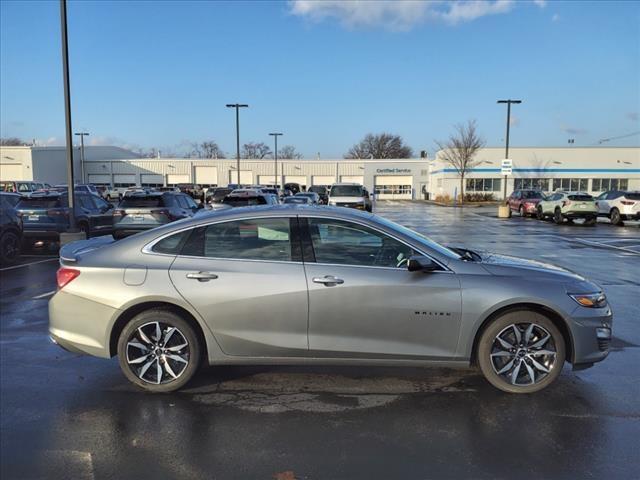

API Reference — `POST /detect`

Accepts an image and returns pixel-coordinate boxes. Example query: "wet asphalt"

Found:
[1,202,639,480]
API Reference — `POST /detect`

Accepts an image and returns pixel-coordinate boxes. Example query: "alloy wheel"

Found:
[126,321,190,384]
[490,323,557,386]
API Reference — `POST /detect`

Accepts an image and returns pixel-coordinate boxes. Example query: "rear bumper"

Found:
[564,211,597,219]
[23,228,64,240]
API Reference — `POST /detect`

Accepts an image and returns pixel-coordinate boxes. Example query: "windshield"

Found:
[223,196,267,206]
[284,197,309,204]
[120,196,164,208]
[522,191,543,199]
[331,185,363,197]
[375,216,462,261]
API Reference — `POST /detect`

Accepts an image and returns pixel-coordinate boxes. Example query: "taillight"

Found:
[56,267,80,289]
[621,200,635,206]
[151,209,172,220]
[113,209,126,216]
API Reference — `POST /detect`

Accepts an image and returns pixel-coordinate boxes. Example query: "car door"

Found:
[595,192,609,215]
[168,216,309,357]
[301,216,463,359]
[90,195,114,233]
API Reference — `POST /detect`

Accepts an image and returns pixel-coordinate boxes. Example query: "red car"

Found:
[507,189,545,217]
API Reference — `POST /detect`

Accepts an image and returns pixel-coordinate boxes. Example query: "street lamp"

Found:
[74,132,89,183]
[226,103,248,186]
[269,132,283,189]
[497,99,522,199]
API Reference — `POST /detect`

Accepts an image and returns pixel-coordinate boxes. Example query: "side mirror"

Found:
[407,255,438,273]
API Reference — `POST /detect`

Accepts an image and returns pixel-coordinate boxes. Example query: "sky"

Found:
[1,0,639,158]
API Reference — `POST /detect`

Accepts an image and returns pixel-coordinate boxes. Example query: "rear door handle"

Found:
[186,271,218,282]
[312,275,344,286]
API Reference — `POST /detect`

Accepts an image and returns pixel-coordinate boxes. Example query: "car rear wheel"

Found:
[553,208,563,224]
[610,208,623,226]
[117,309,202,392]
[477,311,566,394]
[0,231,21,266]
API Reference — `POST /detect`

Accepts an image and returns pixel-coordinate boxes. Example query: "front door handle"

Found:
[312,275,344,286]
[186,271,218,282]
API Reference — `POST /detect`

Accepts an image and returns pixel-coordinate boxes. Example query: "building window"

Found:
[420,169,429,176]
[514,178,549,191]
[466,178,501,192]
[374,185,412,195]
[552,178,588,191]
[114,182,136,188]
[592,178,629,192]
[141,182,163,187]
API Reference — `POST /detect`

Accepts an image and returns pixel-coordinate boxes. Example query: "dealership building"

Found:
[1,145,639,200]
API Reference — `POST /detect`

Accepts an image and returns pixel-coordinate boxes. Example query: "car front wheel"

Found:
[117,309,202,392]
[477,311,566,394]
[553,208,563,224]
[610,208,623,226]
[536,206,544,220]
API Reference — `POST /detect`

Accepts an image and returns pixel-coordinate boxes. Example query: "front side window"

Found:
[307,218,416,268]
[181,218,292,262]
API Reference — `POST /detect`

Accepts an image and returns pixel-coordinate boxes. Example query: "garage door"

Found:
[113,174,136,187]
[88,174,111,186]
[228,170,253,185]
[258,175,278,186]
[194,166,217,186]
[167,174,190,186]
[0,164,23,180]
[312,175,336,186]
[140,174,164,187]
[375,175,413,199]
[284,176,307,188]
[340,175,363,185]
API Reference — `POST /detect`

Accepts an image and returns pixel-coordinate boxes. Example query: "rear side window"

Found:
[568,195,593,201]
[16,197,61,209]
[120,196,164,208]
[181,218,292,262]
[624,193,640,200]
[152,230,189,254]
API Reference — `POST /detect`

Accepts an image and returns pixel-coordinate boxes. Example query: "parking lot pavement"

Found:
[1,201,639,479]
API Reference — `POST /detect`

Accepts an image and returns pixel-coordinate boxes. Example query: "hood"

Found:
[476,251,588,284]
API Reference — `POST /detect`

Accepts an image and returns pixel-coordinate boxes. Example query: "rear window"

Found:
[120,196,164,208]
[568,195,593,201]
[16,197,61,209]
[522,191,543,199]
[223,196,268,207]
[624,193,640,200]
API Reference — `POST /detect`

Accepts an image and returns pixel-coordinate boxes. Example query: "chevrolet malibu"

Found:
[49,205,612,393]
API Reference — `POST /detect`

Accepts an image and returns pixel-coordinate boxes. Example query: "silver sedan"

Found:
[49,205,612,393]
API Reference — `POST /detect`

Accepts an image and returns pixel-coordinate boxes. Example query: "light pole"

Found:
[226,103,248,186]
[497,99,522,200]
[74,132,89,183]
[269,133,282,189]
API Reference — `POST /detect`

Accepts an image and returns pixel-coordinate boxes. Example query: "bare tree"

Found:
[278,145,303,159]
[344,133,413,159]
[242,142,272,159]
[187,141,225,159]
[1,137,25,146]
[434,120,485,205]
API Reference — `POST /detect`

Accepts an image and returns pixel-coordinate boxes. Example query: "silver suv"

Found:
[328,183,372,212]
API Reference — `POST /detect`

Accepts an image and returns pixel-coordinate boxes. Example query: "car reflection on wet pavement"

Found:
[1,202,639,479]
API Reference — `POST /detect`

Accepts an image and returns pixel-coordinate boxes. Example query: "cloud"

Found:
[289,0,516,30]
[560,125,588,135]
[627,112,639,122]
[34,136,63,146]
[533,0,547,8]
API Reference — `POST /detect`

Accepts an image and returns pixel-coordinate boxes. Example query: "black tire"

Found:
[519,205,525,217]
[477,310,566,394]
[117,308,202,393]
[536,206,545,220]
[0,230,21,266]
[553,208,563,225]
[507,205,512,218]
[610,208,623,226]
[78,222,91,238]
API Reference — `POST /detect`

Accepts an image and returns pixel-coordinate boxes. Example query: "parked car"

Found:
[295,192,320,204]
[102,186,132,201]
[15,191,114,244]
[328,183,372,212]
[1,180,48,195]
[53,184,100,196]
[536,191,598,225]
[595,190,640,225]
[50,205,612,393]
[113,191,201,239]
[176,184,203,200]
[156,186,181,193]
[308,185,329,204]
[0,192,23,265]
[283,196,311,205]
[284,182,302,195]
[507,189,545,217]
[222,189,279,207]
[206,187,233,204]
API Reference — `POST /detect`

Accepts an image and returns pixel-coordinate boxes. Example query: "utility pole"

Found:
[60,0,77,232]
[74,132,89,183]
[497,99,522,200]
[226,103,248,186]
[269,132,283,189]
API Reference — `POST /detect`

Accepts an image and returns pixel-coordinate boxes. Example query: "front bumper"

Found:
[569,305,613,367]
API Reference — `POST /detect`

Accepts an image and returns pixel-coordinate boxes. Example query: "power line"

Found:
[596,130,640,145]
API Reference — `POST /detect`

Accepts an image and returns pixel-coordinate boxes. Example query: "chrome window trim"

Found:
[142,211,452,272]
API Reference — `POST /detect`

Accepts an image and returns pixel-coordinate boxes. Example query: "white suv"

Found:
[595,190,640,225]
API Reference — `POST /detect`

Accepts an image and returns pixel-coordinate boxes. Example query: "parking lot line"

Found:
[32,290,57,299]
[0,258,58,272]
[573,237,640,255]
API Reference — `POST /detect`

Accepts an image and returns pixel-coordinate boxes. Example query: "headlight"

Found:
[568,292,607,308]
